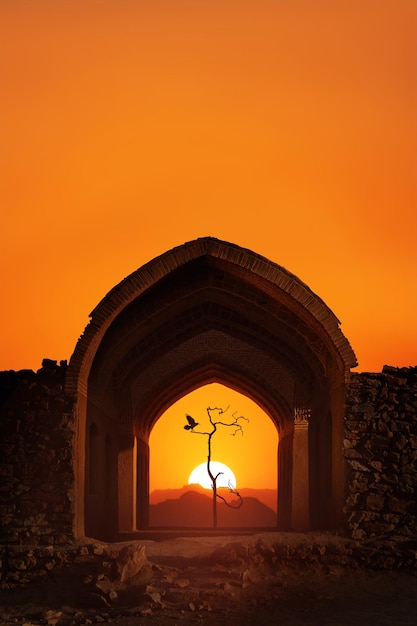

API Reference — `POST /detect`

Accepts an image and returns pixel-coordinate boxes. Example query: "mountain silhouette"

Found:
[149,488,276,528]
[150,485,277,512]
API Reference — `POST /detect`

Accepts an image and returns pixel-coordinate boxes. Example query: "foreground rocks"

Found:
[1,533,416,625]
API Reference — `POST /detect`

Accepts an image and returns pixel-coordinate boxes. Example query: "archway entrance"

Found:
[66,238,356,540]
[149,383,278,528]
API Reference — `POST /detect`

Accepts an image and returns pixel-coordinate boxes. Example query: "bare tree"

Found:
[184,406,249,528]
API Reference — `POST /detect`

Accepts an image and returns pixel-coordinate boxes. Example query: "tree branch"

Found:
[183,404,249,527]
[216,480,243,509]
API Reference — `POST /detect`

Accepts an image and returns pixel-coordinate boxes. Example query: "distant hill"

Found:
[150,484,277,512]
[149,488,277,528]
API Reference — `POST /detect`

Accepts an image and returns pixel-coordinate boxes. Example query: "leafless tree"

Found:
[184,406,249,528]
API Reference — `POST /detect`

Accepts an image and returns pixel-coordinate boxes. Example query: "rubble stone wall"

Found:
[344,366,417,539]
[0,360,75,546]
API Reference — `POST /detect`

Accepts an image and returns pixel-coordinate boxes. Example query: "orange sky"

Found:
[150,384,278,492]
[1,0,416,374]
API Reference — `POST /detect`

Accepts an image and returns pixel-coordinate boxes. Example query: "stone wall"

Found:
[0,360,75,546]
[1,362,417,548]
[344,366,417,539]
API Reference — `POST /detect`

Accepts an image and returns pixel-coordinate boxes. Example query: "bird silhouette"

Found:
[184,414,199,430]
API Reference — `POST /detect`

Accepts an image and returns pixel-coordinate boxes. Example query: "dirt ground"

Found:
[1,533,417,626]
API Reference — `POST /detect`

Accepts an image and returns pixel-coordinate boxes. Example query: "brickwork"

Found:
[66,238,357,398]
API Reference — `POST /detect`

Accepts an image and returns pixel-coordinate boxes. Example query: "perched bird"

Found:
[184,414,199,430]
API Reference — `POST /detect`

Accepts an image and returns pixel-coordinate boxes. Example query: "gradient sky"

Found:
[150,384,278,492]
[1,0,416,374]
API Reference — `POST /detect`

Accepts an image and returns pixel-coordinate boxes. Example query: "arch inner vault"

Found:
[66,238,357,540]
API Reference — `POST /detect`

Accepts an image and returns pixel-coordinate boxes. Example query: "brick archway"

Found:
[66,238,356,540]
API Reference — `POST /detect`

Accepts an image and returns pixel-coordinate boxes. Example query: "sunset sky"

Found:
[150,384,278,492]
[1,0,416,376]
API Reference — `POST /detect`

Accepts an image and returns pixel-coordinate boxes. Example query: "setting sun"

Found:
[188,461,237,490]
[149,384,278,492]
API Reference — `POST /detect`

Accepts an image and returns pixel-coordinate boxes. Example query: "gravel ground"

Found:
[1,533,416,626]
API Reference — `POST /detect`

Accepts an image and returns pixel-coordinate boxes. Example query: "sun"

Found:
[188,461,237,490]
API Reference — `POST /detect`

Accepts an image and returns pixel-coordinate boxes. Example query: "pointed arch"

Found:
[66,238,356,539]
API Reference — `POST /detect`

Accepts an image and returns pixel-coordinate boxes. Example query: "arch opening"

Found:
[67,238,356,540]
[149,383,279,528]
